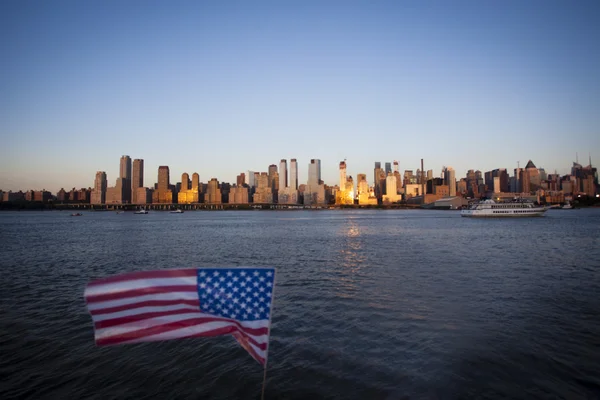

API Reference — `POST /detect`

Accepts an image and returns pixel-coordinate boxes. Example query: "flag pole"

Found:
[260,269,277,400]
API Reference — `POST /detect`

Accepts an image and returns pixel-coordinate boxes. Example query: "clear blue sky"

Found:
[1,0,599,192]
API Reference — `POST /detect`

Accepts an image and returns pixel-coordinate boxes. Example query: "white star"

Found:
[259,287,264,292]
[227,282,233,287]
[233,298,239,304]
[266,282,272,287]
[253,282,259,287]
[254,313,260,318]
[219,288,225,293]
[200,271,206,277]
[241,271,246,277]
[266,313,270,318]
[214,282,220,288]
[220,298,226,304]
[233,287,239,292]
[259,296,265,303]
[246,287,252,293]
[259,277,265,282]
[253,271,259,277]
[259,307,265,313]
[233,277,239,282]
[206,288,212,294]
[201,294,207,299]
[200,283,206,288]
[206,277,212,283]
[266,292,271,297]
[253,292,259,297]
[209,308,215,313]
[246,296,251,302]
[226,293,232,299]
[266,271,272,277]
[243,313,248,319]
[216,304,222,309]
[240,281,246,287]
[241,302,247,308]
[246,276,252,282]
[227,271,233,277]
[213,271,220,277]
[222,309,228,316]
[219,277,225,282]
[247,307,252,313]
[253,302,259,307]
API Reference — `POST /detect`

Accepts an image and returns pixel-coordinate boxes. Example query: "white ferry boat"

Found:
[134,208,148,214]
[461,199,547,218]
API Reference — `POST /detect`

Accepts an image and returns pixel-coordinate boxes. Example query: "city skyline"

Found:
[2,1,599,192]
[0,152,597,194]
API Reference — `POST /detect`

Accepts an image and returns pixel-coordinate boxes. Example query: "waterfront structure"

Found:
[135,187,152,204]
[152,166,173,203]
[383,173,401,204]
[132,159,143,204]
[206,178,222,204]
[90,171,107,204]
[229,186,249,204]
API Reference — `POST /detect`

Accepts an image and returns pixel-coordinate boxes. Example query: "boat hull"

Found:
[461,209,547,217]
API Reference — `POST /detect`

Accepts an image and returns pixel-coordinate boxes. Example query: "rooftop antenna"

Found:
[589,153,592,168]
[576,152,579,164]
[517,161,520,169]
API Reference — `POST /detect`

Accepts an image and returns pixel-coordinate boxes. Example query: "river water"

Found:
[1,209,599,399]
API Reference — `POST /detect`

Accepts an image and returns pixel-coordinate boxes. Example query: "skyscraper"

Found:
[153,166,173,203]
[120,155,132,203]
[132,159,143,204]
[385,162,392,175]
[308,159,321,187]
[290,159,298,190]
[181,173,189,191]
[444,167,456,197]
[279,159,288,190]
[91,171,107,204]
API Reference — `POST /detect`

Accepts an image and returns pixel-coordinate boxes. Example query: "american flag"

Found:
[84,267,275,365]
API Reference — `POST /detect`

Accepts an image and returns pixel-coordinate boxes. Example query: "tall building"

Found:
[444,167,456,197]
[247,171,256,188]
[237,173,246,186]
[308,159,321,186]
[153,166,173,203]
[120,155,132,203]
[253,172,273,203]
[336,161,354,205]
[206,178,222,204]
[279,160,288,190]
[178,172,201,204]
[132,159,143,204]
[90,171,107,204]
[229,186,249,204]
[393,161,402,194]
[305,159,325,205]
[290,159,298,190]
[374,162,385,200]
[383,173,401,204]
[357,173,377,205]
[385,162,392,175]
[268,164,279,195]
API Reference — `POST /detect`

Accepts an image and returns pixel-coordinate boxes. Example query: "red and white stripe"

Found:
[84,269,270,365]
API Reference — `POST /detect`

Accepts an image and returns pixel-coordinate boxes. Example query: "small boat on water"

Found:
[170,209,184,214]
[461,199,547,218]
[71,213,83,217]
[134,208,148,214]
[562,202,573,209]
